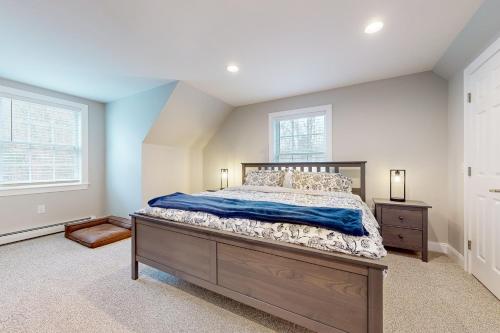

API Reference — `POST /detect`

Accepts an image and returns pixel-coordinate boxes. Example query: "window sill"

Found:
[0,183,89,197]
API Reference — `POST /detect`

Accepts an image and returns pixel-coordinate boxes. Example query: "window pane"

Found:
[0,97,11,142]
[273,111,329,162]
[293,134,309,153]
[11,99,30,142]
[311,133,325,152]
[279,136,293,153]
[279,120,292,137]
[31,122,52,144]
[312,115,324,134]
[55,147,79,181]
[0,97,81,185]
[0,143,30,183]
[31,145,54,182]
[293,118,308,135]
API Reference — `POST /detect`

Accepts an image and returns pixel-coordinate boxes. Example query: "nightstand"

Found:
[373,198,432,262]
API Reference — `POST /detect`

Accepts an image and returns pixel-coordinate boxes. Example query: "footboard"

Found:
[131,214,386,333]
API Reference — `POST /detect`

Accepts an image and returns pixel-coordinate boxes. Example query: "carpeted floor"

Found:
[0,234,498,333]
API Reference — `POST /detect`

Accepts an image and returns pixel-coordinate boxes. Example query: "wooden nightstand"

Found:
[373,198,432,262]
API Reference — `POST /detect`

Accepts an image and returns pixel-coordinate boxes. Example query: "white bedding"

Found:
[137,186,387,259]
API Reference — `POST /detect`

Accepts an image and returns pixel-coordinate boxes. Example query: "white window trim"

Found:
[268,104,332,162]
[0,85,89,197]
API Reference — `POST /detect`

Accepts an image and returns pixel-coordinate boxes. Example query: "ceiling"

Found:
[433,0,500,78]
[0,0,483,106]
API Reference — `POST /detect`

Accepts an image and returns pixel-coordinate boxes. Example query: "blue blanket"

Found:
[148,192,368,237]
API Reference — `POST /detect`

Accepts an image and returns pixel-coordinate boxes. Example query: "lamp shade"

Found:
[390,169,406,202]
[220,168,228,190]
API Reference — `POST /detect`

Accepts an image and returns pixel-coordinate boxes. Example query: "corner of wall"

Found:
[140,81,233,202]
[105,81,178,217]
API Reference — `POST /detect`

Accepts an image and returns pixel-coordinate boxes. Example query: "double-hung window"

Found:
[0,85,88,196]
[269,105,332,162]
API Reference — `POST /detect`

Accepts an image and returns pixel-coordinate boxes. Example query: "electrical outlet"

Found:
[37,204,46,214]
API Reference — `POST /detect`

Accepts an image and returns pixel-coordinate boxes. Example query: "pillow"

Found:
[291,171,352,193]
[244,170,285,187]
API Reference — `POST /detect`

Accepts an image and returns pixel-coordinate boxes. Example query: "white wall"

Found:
[0,77,106,235]
[447,72,465,254]
[141,82,233,204]
[105,82,177,217]
[142,144,203,205]
[204,72,449,244]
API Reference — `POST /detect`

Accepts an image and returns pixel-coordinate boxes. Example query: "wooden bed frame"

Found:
[131,161,386,333]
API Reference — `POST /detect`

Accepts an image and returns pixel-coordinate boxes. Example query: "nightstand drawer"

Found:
[381,206,423,229]
[382,226,422,250]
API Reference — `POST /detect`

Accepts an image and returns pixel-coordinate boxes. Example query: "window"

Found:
[269,105,332,162]
[0,85,88,196]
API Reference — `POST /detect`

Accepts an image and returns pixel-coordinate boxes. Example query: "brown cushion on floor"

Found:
[68,223,131,248]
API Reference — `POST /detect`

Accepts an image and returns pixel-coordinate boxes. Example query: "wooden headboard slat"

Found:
[241,161,367,202]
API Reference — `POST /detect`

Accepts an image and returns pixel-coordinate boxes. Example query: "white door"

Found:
[465,37,500,299]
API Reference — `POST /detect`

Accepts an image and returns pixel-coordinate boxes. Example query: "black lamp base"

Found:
[390,197,406,202]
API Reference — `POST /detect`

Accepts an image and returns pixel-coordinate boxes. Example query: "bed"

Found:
[130,161,387,333]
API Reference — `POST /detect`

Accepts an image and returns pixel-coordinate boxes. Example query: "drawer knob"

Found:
[398,234,404,239]
[398,216,404,221]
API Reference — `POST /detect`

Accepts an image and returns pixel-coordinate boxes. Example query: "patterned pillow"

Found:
[244,170,285,187]
[291,172,352,193]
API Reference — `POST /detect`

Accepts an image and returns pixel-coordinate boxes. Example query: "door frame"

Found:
[463,36,500,273]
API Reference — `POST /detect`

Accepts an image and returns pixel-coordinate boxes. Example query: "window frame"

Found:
[268,104,332,162]
[0,85,89,196]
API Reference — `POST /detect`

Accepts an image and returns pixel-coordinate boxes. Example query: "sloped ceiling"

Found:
[433,0,500,78]
[0,0,482,105]
[144,82,233,148]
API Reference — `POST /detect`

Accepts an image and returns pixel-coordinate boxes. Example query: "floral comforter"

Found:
[137,186,387,259]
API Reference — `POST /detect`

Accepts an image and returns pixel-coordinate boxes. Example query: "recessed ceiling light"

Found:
[364,21,384,34]
[226,64,239,73]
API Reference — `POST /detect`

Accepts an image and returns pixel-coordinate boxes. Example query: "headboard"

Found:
[241,161,367,202]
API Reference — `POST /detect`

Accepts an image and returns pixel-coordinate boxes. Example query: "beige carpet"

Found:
[0,234,498,333]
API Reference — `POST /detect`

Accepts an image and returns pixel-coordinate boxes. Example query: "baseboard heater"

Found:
[0,216,95,246]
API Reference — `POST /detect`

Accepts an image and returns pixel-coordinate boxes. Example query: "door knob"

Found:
[489,189,500,193]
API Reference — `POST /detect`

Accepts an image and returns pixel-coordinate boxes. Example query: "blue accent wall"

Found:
[105,82,178,217]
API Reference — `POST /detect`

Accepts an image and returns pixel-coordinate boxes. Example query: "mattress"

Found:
[137,185,387,259]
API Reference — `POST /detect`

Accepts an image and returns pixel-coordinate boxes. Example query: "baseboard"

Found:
[446,244,465,267]
[428,241,448,254]
[0,225,65,245]
[0,216,95,246]
[428,241,464,267]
